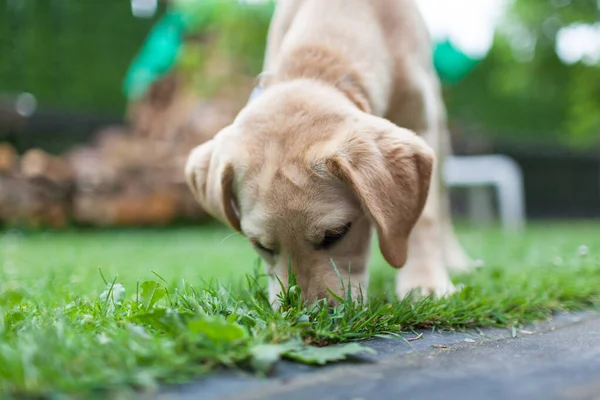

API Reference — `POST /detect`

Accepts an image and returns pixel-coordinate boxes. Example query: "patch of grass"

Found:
[0,221,599,398]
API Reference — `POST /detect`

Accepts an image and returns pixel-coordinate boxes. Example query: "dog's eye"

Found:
[319,222,352,250]
[253,241,275,256]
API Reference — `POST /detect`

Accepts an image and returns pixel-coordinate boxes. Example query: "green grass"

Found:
[1,221,600,398]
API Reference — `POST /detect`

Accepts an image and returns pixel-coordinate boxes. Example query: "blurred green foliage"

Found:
[123,0,274,101]
[447,0,600,149]
[172,0,274,97]
[0,0,598,150]
[0,0,163,113]
[176,0,274,72]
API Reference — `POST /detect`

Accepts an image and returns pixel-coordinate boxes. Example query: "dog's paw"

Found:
[396,275,460,301]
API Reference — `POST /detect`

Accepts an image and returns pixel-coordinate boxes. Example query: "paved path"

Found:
[155,312,600,400]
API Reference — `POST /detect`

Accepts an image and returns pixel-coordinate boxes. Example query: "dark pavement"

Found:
[156,312,600,400]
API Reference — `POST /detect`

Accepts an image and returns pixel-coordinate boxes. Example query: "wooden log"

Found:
[73,191,179,227]
[24,202,69,229]
[0,143,18,173]
[115,192,178,226]
[0,174,69,228]
[126,74,200,140]
[179,99,237,143]
[1,96,241,228]
[71,194,112,226]
[173,184,206,220]
[125,71,243,143]
[66,145,120,193]
[21,148,74,187]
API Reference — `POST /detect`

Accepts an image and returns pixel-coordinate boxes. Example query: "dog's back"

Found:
[264,0,435,118]
[185,0,472,305]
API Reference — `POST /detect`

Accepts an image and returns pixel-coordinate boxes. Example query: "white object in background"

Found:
[14,92,37,117]
[132,0,158,18]
[443,155,526,230]
[415,0,508,59]
[555,23,600,65]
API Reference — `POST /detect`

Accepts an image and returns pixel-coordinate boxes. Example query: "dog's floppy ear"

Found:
[326,124,434,268]
[185,128,241,232]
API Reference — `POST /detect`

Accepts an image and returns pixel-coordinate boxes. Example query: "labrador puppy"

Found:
[185,0,473,307]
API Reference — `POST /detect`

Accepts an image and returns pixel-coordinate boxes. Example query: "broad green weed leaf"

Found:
[188,316,247,344]
[284,342,375,365]
[140,281,167,309]
[249,344,286,373]
[131,308,168,327]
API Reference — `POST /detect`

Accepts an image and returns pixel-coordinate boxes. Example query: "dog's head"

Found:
[185,81,434,305]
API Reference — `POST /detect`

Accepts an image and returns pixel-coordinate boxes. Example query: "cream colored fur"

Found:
[186,0,473,306]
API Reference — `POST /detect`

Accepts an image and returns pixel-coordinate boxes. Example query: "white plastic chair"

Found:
[443,155,526,230]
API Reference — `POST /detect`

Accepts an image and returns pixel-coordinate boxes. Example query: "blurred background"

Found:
[0,0,598,230]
